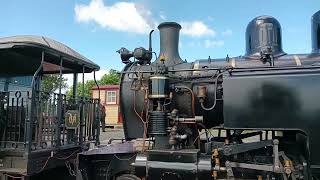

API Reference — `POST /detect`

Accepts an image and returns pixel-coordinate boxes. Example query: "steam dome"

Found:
[245,16,285,57]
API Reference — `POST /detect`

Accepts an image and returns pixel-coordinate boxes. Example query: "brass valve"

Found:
[197,85,207,101]
[224,138,230,145]
[284,160,293,175]
[212,149,219,158]
[159,54,166,62]
[212,171,218,179]
[212,149,220,180]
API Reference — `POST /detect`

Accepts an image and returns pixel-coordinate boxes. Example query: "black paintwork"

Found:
[223,68,320,170]
[245,15,285,57]
[312,10,320,54]
[154,22,183,67]
[117,10,320,179]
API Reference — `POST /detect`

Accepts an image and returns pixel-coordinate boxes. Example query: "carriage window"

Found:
[106,91,116,104]
[0,76,32,91]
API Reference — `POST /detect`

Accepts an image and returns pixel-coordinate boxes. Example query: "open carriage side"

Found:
[0,35,100,179]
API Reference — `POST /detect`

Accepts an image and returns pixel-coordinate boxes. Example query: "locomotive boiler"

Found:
[79,10,320,180]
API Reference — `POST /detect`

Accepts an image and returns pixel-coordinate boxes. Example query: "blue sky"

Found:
[0,0,319,72]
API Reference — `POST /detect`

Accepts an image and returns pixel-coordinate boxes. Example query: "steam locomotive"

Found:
[79,10,320,180]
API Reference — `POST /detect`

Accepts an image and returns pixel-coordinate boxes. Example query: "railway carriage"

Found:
[0,36,100,179]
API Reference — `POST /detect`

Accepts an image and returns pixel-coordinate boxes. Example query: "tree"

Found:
[41,75,67,94]
[67,80,96,98]
[66,69,120,99]
[99,69,120,85]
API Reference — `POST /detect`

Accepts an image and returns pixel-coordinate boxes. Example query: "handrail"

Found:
[0,90,100,152]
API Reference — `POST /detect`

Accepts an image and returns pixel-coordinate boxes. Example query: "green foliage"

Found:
[99,69,120,85]
[66,69,120,99]
[67,80,96,98]
[41,75,67,94]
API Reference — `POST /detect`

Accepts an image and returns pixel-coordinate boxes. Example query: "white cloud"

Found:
[187,41,202,47]
[160,15,166,20]
[222,29,233,36]
[75,1,222,39]
[204,40,224,48]
[159,11,166,20]
[74,0,154,34]
[180,21,215,37]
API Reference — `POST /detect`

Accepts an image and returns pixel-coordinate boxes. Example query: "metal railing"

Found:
[0,91,30,149]
[0,90,100,152]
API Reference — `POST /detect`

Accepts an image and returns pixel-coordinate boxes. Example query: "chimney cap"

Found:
[158,22,181,30]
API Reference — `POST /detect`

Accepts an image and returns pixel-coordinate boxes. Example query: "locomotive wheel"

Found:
[116,174,141,180]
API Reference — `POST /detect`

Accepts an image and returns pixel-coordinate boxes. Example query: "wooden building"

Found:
[92,85,122,127]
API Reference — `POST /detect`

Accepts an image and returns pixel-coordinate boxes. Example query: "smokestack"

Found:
[312,10,320,54]
[154,22,183,66]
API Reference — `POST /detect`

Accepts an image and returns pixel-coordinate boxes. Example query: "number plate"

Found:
[65,110,80,129]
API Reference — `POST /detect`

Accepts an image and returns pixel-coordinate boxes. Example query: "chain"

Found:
[65,161,77,177]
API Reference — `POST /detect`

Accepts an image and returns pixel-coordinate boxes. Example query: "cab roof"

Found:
[0,35,100,75]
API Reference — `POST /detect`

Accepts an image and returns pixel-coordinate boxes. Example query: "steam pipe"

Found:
[200,73,223,111]
[28,51,45,153]
[93,70,101,145]
[149,30,154,52]
[56,56,63,146]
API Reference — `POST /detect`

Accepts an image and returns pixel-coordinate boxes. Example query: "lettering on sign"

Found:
[65,110,80,129]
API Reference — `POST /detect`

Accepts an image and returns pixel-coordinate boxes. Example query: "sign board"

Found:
[65,110,80,129]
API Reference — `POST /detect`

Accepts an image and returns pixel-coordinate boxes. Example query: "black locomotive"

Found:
[78,10,320,180]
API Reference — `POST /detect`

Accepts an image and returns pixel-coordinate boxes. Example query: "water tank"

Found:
[245,16,285,57]
[312,10,320,54]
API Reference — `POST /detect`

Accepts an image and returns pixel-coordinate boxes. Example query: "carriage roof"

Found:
[0,35,100,75]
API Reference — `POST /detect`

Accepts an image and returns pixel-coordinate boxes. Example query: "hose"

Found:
[200,73,223,111]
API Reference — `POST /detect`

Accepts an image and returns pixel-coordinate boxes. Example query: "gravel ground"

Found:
[99,128,125,144]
